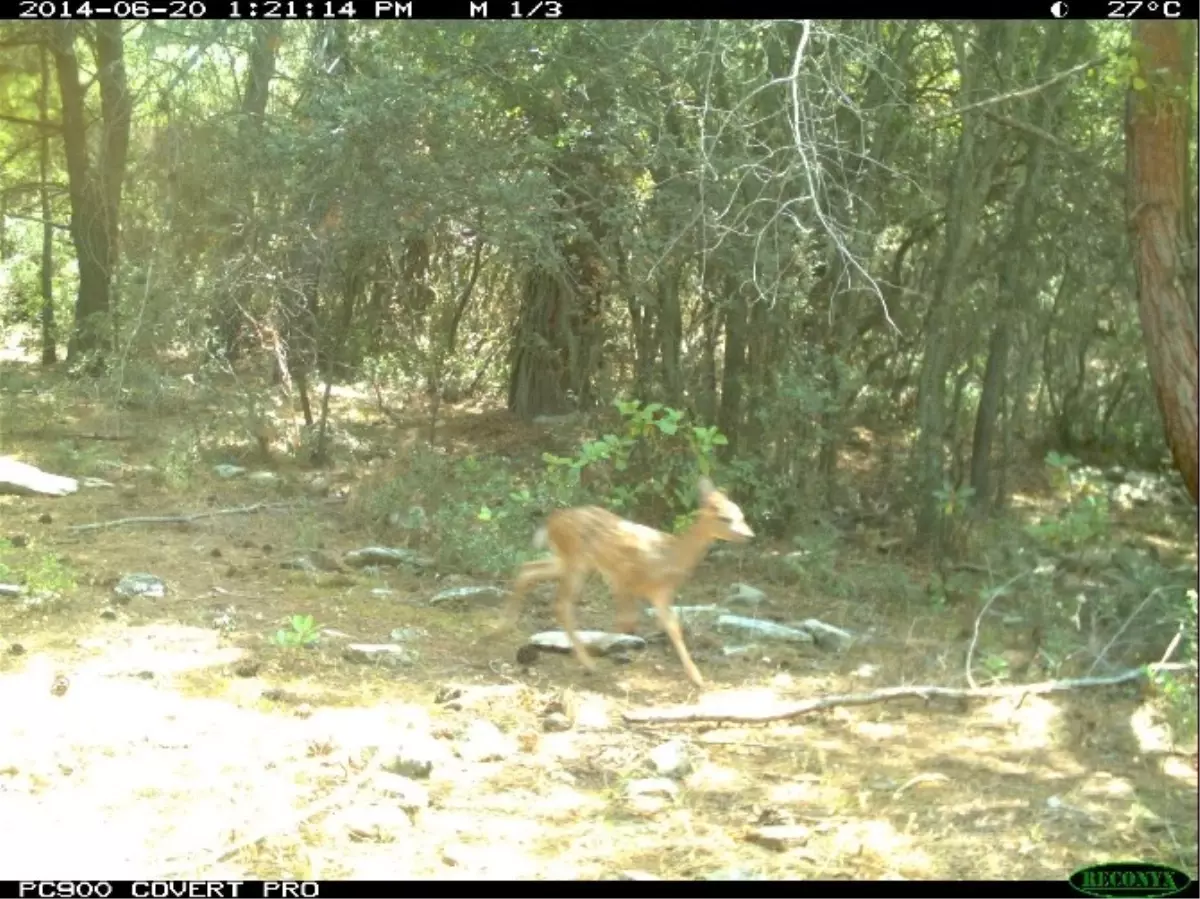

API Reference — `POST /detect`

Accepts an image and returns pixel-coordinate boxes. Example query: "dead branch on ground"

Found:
[67,496,346,532]
[622,663,1192,725]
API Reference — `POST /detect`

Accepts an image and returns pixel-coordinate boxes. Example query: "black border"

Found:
[4,881,1200,898]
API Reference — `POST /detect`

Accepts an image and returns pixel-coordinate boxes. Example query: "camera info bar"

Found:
[15,0,1194,19]
[12,885,318,899]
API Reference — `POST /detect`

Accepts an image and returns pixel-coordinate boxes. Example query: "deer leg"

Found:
[612,589,638,635]
[498,558,560,632]
[553,569,596,672]
[647,590,705,687]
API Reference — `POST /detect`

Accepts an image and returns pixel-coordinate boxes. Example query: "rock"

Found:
[647,739,692,778]
[798,618,854,652]
[542,712,572,733]
[744,824,811,851]
[344,547,433,570]
[528,630,646,656]
[643,604,723,624]
[515,644,540,666]
[213,464,246,479]
[281,557,319,572]
[626,778,679,799]
[342,644,418,668]
[389,627,428,642]
[726,583,768,608]
[0,457,78,496]
[429,585,505,606]
[716,615,813,643]
[114,573,166,600]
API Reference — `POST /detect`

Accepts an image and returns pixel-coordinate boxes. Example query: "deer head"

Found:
[697,477,754,542]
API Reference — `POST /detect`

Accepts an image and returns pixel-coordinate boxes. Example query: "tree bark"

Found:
[716,279,748,459]
[508,268,573,419]
[54,22,131,367]
[212,22,282,362]
[914,23,1018,546]
[38,40,57,365]
[970,24,1077,512]
[1125,20,1198,503]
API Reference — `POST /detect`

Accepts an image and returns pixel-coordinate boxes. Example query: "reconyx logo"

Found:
[1069,862,1195,898]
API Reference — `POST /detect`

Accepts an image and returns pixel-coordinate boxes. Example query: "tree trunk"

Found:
[622,252,657,402]
[658,267,684,406]
[1125,20,1198,503]
[716,280,748,459]
[38,41,57,366]
[508,268,573,419]
[54,22,130,367]
[212,22,282,362]
[696,285,718,424]
[913,23,1018,547]
[970,25,1077,513]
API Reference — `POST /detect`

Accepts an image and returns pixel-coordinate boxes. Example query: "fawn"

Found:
[499,477,753,687]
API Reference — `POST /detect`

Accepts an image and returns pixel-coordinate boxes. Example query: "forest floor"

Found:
[0,357,1196,882]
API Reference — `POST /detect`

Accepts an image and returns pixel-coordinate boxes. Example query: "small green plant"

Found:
[934,480,976,516]
[476,487,534,524]
[980,653,1010,679]
[0,539,76,611]
[1025,452,1110,549]
[25,551,76,598]
[157,436,201,490]
[0,539,76,597]
[1150,666,1198,741]
[925,567,981,610]
[431,457,544,575]
[272,614,322,647]
[541,398,729,527]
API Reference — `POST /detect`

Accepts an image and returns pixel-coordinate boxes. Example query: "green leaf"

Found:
[1133,76,1148,91]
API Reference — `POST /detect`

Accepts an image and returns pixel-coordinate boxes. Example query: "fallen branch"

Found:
[67,496,346,532]
[622,663,1193,725]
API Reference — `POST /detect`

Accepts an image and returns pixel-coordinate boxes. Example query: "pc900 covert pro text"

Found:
[16,883,319,898]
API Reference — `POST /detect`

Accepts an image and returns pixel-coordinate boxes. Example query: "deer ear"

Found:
[697,477,715,498]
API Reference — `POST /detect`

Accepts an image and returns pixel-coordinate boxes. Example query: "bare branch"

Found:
[622,664,1192,725]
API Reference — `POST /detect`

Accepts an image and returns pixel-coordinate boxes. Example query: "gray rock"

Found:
[342,644,418,667]
[647,739,692,778]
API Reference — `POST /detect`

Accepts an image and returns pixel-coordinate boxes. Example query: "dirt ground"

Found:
[0,367,1196,882]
